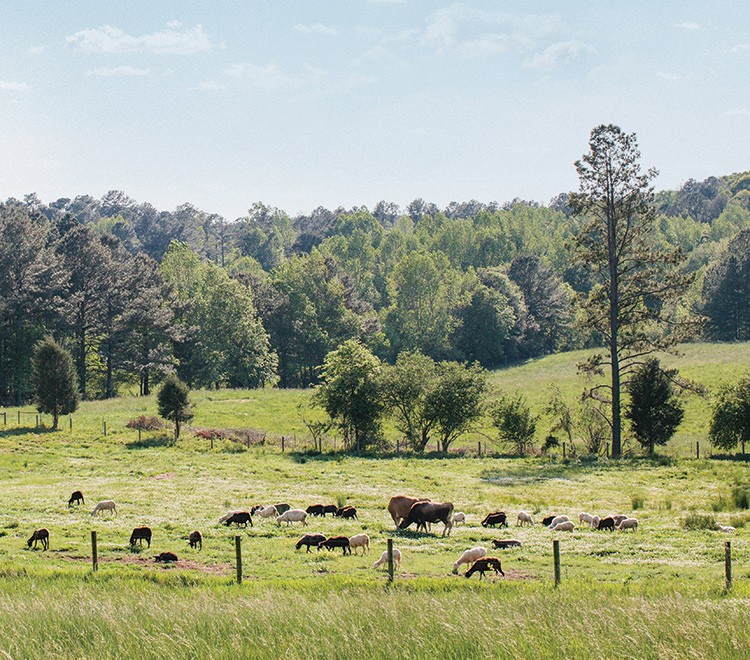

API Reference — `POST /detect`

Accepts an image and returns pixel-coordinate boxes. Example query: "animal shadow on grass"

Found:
[125,435,174,450]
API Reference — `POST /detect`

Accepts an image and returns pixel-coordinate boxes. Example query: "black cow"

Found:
[481,512,508,528]
[398,501,454,536]
[223,511,253,528]
[319,536,351,554]
[295,534,327,552]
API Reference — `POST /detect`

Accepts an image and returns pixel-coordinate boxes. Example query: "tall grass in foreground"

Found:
[0,580,748,659]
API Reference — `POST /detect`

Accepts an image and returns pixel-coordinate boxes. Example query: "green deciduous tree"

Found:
[709,376,750,454]
[625,357,684,455]
[314,340,384,451]
[570,124,693,458]
[157,373,194,440]
[31,336,79,430]
[491,393,538,456]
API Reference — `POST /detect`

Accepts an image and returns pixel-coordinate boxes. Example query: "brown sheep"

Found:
[189,530,203,550]
[130,526,152,548]
[465,557,505,579]
[154,552,178,562]
[335,506,358,520]
[319,536,351,555]
[68,490,84,507]
[27,528,49,550]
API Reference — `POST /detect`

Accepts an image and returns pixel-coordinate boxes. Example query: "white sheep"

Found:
[590,515,601,529]
[452,546,487,574]
[349,533,371,555]
[451,512,466,526]
[616,518,638,531]
[612,514,628,526]
[218,510,239,524]
[552,521,575,532]
[716,523,735,533]
[91,500,117,517]
[255,505,279,519]
[548,515,570,529]
[579,512,594,526]
[517,511,534,526]
[276,509,308,526]
[373,548,401,569]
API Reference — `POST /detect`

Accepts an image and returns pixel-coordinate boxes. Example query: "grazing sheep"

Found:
[349,533,371,555]
[295,533,327,552]
[335,506,358,520]
[542,515,557,526]
[547,515,570,529]
[276,509,308,526]
[130,526,152,548]
[616,518,638,532]
[612,514,628,526]
[373,548,401,569]
[451,512,466,526]
[481,512,508,528]
[492,539,523,550]
[275,503,291,515]
[465,557,505,579]
[517,511,534,526]
[68,491,84,507]
[251,505,278,519]
[189,530,203,550]
[223,511,253,528]
[319,536,351,554]
[716,523,736,533]
[219,510,239,524]
[91,500,117,517]
[27,528,49,550]
[552,521,575,532]
[597,516,616,531]
[306,504,326,517]
[322,504,338,517]
[154,552,178,562]
[452,546,487,574]
[590,515,601,529]
[579,512,594,526]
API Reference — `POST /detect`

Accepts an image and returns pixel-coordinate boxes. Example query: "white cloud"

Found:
[67,23,213,54]
[294,23,339,36]
[524,40,594,69]
[0,81,30,91]
[191,80,224,91]
[28,45,46,54]
[656,70,682,81]
[724,107,750,117]
[676,22,700,30]
[86,65,151,77]
[731,43,749,53]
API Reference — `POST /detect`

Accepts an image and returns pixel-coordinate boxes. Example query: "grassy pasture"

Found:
[1,341,749,657]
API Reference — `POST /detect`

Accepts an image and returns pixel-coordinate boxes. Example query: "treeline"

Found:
[1,171,749,404]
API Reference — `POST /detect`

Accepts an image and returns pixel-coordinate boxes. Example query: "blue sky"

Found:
[1,1,748,220]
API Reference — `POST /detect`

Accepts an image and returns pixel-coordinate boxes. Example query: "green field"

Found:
[1,342,749,658]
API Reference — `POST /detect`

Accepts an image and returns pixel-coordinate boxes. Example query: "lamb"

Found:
[129,526,152,548]
[451,512,466,526]
[295,533,326,552]
[319,536,351,554]
[716,523,736,533]
[452,546,487,574]
[349,533,371,555]
[492,539,523,550]
[590,515,601,529]
[465,557,505,579]
[373,548,401,569]
[335,506,358,520]
[251,505,278,519]
[552,521,575,532]
[68,490,84,507]
[223,511,253,528]
[616,518,638,531]
[547,515,570,529]
[276,509,308,526]
[91,500,117,517]
[27,528,49,550]
[154,552,178,562]
[579,512,594,526]
[517,511,534,526]
[189,530,203,550]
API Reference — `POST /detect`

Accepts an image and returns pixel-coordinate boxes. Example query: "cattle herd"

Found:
[24,491,652,578]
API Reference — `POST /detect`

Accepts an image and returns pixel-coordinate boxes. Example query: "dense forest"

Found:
[1,170,749,405]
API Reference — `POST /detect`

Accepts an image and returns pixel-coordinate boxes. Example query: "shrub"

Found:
[126,416,165,431]
[683,513,716,530]
[631,494,645,510]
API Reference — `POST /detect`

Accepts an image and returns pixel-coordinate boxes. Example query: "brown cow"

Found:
[387,495,430,528]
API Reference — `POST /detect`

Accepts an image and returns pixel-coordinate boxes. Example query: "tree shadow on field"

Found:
[125,435,174,450]
[710,453,750,463]
[0,426,58,437]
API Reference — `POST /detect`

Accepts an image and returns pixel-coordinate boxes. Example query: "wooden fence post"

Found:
[478,441,482,457]
[1,412,5,425]
[696,440,700,459]
[387,538,394,584]
[17,411,20,425]
[396,439,399,454]
[606,443,610,458]
[562,442,566,459]
[553,539,561,587]
[235,535,243,584]
[69,416,72,431]
[210,435,214,450]
[725,541,732,590]
[281,436,285,453]
[91,531,98,572]
[103,420,107,436]
[138,429,142,442]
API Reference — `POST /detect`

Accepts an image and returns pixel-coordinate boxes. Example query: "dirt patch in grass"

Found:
[150,472,175,480]
[61,554,233,575]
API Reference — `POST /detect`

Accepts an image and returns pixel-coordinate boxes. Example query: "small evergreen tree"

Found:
[709,376,750,454]
[157,374,194,440]
[31,337,80,430]
[625,358,684,455]
[491,393,538,456]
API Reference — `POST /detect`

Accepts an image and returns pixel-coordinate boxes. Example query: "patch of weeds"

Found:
[731,486,750,510]
[683,513,716,530]
[631,494,645,510]
[5,521,19,529]
[663,497,673,511]
[729,513,750,528]
[218,440,246,454]
[711,495,729,512]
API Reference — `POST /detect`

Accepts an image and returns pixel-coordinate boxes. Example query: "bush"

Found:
[631,494,645,510]
[683,513,716,530]
[125,416,165,431]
